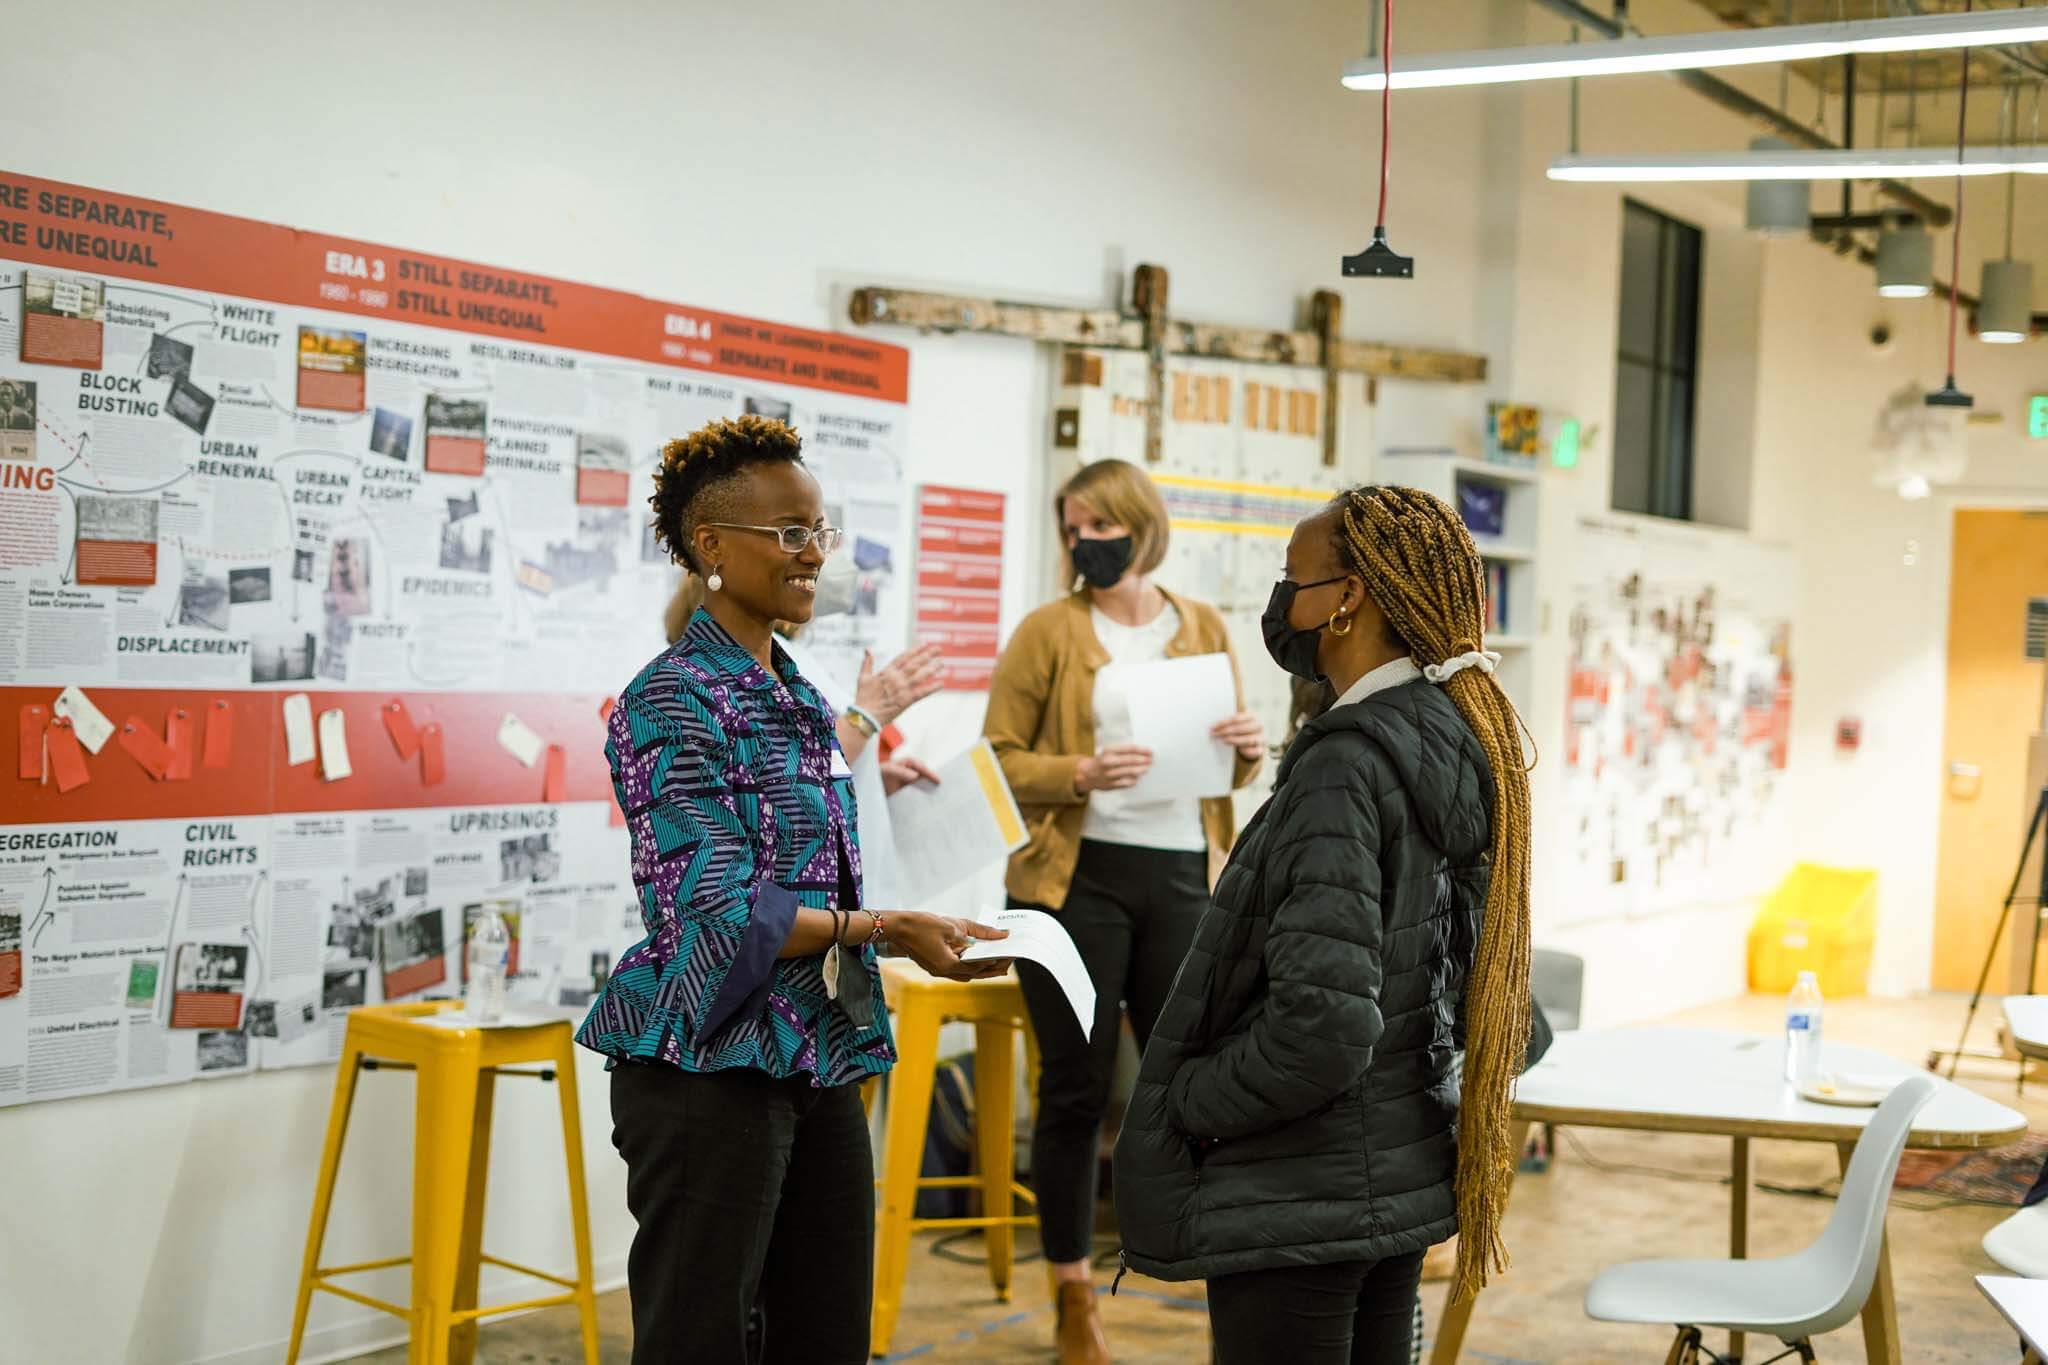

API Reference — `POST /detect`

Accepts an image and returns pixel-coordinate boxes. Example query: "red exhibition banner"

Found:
[0,172,908,402]
[915,485,1005,691]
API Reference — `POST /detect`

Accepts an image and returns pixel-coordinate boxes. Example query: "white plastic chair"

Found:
[1583,1072,1937,1364]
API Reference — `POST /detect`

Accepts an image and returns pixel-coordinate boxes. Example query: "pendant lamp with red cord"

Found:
[1927,0,1974,410]
[1344,0,1415,278]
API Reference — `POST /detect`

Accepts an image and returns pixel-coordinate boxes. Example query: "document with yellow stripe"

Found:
[886,737,1027,906]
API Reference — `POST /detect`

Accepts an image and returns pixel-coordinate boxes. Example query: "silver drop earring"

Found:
[706,565,723,592]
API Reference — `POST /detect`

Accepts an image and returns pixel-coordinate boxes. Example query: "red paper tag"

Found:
[19,704,48,781]
[599,696,616,723]
[419,723,445,787]
[382,698,421,760]
[46,717,89,793]
[166,709,196,781]
[202,698,234,769]
[119,716,174,780]
[542,744,567,802]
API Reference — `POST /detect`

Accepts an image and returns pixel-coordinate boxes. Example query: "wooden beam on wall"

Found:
[1309,289,1343,468]
[847,272,1486,384]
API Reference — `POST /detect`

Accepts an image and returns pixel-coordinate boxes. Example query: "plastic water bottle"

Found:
[1784,970,1823,1085]
[465,909,510,1024]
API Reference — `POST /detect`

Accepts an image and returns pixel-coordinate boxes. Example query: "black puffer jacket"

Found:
[1112,679,1493,1281]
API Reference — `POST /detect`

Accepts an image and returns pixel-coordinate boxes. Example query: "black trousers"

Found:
[609,1061,873,1365]
[1207,1251,1428,1365]
[1016,838,1207,1264]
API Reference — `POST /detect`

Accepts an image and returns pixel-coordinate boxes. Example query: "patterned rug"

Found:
[1894,1132,2048,1205]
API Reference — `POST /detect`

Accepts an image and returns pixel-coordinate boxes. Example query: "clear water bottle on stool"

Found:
[465,908,510,1024]
[1784,969,1823,1085]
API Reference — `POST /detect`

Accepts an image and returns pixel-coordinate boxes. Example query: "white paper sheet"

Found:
[498,712,545,767]
[887,738,1028,905]
[1113,652,1237,800]
[317,709,351,782]
[54,685,115,754]
[281,693,315,766]
[958,908,1096,1039]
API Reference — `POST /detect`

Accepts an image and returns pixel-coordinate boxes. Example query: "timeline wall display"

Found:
[0,171,913,1107]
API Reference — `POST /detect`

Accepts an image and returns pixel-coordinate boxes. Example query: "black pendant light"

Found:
[1344,0,1414,277]
[1928,2,1975,410]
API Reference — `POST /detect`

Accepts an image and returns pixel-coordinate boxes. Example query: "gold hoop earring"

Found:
[1328,612,1353,637]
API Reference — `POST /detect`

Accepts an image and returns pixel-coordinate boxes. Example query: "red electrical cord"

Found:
[1946,0,1972,380]
[1377,0,1393,228]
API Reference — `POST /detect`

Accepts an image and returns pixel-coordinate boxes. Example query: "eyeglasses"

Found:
[704,523,844,555]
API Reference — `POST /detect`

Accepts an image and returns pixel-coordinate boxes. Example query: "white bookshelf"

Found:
[1374,452,1543,710]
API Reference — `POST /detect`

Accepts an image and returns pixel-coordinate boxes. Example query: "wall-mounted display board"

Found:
[1561,516,1795,924]
[0,171,912,1106]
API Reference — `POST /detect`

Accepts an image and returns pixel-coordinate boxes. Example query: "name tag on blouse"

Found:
[830,749,853,779]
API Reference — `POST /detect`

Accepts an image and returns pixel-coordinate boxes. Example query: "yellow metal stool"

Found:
[285,1001,600,1365]
[869,960,1041,1358]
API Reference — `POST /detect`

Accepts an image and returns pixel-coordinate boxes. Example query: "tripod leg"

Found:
[1947,788,2048,1080]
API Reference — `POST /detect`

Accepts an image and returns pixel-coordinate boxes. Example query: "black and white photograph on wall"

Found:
[195,1028,250,1073]
[325,535,372,617]
[439,518,493,574]
[0,379,34,461]
[321,965,367,1012]
[447,490,480,522]
[356,877,396,921]
[498,833,560,884]
[592,949,612,991]
[368,406,414,461]
[147,332,195,381]
[228,567,271,605]
[292,547,315,583]
[167,377,214,436]
[178,561,231,632]
[744,395,793,424]
[326,894,378,962]
[403,866,429,898]
[250,630,316,683]
[319,611,350,683]
[244,998,278,1038]
[248,990,318,1043]
[378,907,448,998]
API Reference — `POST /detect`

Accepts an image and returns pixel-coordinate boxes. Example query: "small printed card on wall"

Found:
[168,941,249,1029]
[118,716,174,781]
[382,698,420,760]
[419,722,445,787]
[202,698,234,769]
[19,704,47,780]
[295,326,367,412]
[282,694,314,766]
[53,685,113,753]
[378,908,447,999]
[574,433,631,505]
[497,713,544,767]
[46,716,88,792]
[318,708,351,781]
[423,394,488,476]
[165,708,195,780]
[21,269,106,370]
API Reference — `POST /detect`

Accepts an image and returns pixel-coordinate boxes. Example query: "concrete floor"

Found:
[347,992,2042,1363]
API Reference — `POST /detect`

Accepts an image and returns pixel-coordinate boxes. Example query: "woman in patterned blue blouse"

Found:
[580,415,1009,1365]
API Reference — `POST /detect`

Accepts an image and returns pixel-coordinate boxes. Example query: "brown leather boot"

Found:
[1054,1280,1112,1364]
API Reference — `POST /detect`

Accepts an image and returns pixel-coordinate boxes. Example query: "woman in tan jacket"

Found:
[983,458,1264,1363]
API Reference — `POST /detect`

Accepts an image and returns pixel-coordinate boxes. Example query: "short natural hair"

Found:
[648,415,805,574]
[1054,459,1170,577]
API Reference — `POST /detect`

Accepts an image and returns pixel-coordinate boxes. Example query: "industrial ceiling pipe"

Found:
[1524,0,1953,226]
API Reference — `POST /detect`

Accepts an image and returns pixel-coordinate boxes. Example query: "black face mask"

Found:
[1261,575,1347,681]
[1069,535,1134,591]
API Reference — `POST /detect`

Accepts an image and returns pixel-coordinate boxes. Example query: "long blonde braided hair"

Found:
[1332,483,1533,1302]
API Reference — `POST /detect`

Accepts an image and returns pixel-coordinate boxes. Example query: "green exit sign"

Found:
[2031,395,2048,439]
[1552,418,1582,469]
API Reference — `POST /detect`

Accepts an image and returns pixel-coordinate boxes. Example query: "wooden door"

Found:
[1933,510,2048,992]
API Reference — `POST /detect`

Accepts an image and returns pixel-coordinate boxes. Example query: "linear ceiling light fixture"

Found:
[1548,145,2048,182]
[1341,6,2048,91]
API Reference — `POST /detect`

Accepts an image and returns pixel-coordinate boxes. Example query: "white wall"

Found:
[9,1,2048,1360]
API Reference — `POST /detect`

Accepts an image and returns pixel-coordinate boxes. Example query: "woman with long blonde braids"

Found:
[1114,484,1532,1363]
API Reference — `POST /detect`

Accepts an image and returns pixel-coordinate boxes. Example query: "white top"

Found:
[1516,1027,2025,1148]
[776,633,903,909]
[1333,655,1422,709]
[2003,996,2048,1060]
[1979,1276,2048,1358]
[1083,603,1206,853]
